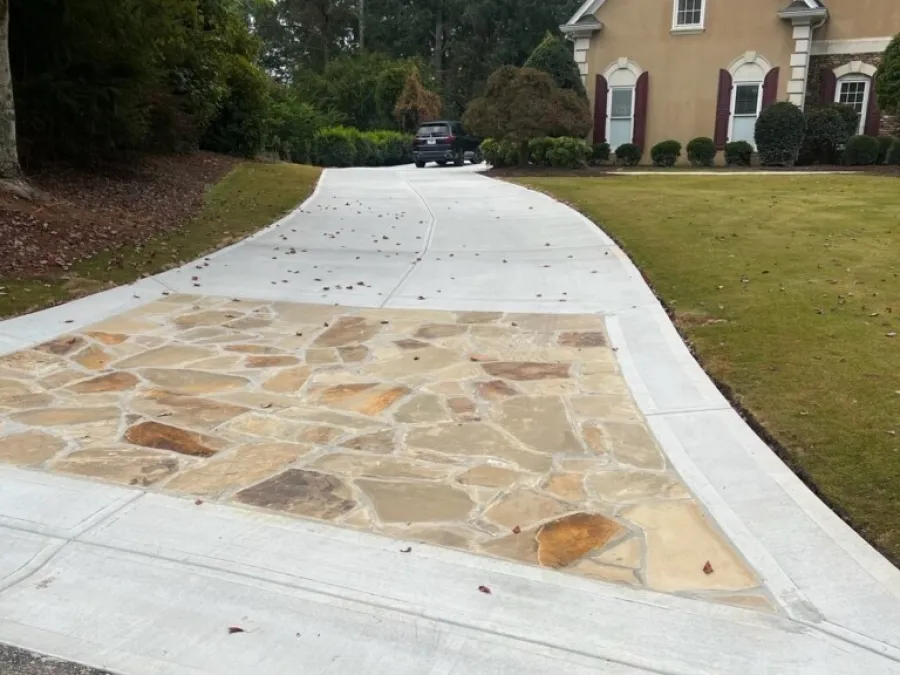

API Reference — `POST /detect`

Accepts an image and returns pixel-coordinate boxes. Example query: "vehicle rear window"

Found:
[417,124,450,137]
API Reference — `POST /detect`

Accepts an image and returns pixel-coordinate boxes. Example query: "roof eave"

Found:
[777,7,828,21]
[560,21,604,39]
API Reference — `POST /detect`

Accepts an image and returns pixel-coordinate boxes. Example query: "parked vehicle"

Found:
[412,121,482,168]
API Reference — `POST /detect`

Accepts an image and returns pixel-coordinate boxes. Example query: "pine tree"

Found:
[523,32,586,100]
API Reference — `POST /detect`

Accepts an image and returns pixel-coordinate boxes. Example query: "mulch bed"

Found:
[0,152,237,277]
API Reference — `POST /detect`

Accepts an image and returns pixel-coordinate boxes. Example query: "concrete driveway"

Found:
[0,165,898,674]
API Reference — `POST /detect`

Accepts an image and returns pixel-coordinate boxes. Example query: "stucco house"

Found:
[561,0,900,159]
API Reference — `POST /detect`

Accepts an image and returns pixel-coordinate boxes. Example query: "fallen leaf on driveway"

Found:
[478,585,492,595]
[228,626,245,634]
[400,546,412,553]
[702,561,714,575]
[512,526,521,534]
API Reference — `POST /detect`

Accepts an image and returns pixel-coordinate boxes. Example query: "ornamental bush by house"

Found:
[523,32,587,99]
[544,137,592,168]
[875,34,900,114]
[798,106,851,165]
[724,141,753,166]
[528,137,555,166]
[650,140,682,167]
[842,135,880,165]
[313,127,359,167]
[877,134,894,164]
[615,143,642,166]
[686,137,716,167]
[591,142,611,165]
[885,137,900,165]
[824,103,862,139]
[754,101,806,166]
[480,138,518,167]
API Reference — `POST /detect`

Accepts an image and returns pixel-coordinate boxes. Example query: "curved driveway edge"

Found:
[0,164,898,673]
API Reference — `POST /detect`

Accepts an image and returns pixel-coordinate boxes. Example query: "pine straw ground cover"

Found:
[515,174,900,565]
[0,157,321,318]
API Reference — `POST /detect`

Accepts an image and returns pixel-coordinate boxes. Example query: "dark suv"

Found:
[412,121,482,168]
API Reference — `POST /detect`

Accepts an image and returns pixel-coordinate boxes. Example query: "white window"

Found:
[730,83,763,146]
[673,0,705,30]
[836,77,870,134]
[608,87,634,150]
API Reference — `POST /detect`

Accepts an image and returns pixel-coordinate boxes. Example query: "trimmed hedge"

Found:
[650,140,682,167]
[481,138,518,167]
[886,137,900,165]
[686,137,716,167]
[877,135,894,164]
[842,135,880,165]
[755,101,806,166]
[798,106,849,165]
[591,142,611,165]
[534,137,591,168]
[312,127,412,167]
[725,141,753,167]
[615,143,642,166]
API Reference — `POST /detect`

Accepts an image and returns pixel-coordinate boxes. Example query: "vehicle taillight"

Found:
[445,135,456,143]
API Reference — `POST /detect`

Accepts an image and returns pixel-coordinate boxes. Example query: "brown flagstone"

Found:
[68,372,140,394]
[86,331,129,345]
[414,324,466,339]
[482,362,570,381]
[558,332,607,348]
[36,336,85,355]
[581,423,610,454]
[536,513,624,568]
[394,339,429,350]
[310,383,410,416]
[455,311,503,324]
[125,420,220,457]
[235,469,356,520]
[475,380,520,401]
[73,346,114,370]
[340,430,396,454]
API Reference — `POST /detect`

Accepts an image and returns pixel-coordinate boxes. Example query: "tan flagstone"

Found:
[86,331,129,345]
[173,310,244,329]
[224,344,281,355]
[340,430,396,454]
[85,316,157,334]
[139,369,249,395]
[113,346,212,369]
[570,395,641,421]
[188,356,244,370]
[245,355,301,368]
[542,473,587,502]
[0,392,55,409]
[586,471,689,503]
[580,371,631,396]
[504,314,606,332]
[385,525,483,550]
[515,379,581,396]
[305,348,339,363]
[393,394,450,424]
[361,347,459,379]
[715,594,777,613]
[447,396,477,418]
[313,316,380,347]
[0,350,68,375]
[308,383,410,416]
[594,537,642,568]
[72,346,113,370]
[68,372,139,394]
[406,423,552,473]
[0,431,66,465]
[130,390,247,428]
[11,406,120,426]
[338,345,368,362]
[165,442,311,496]
[558,332,607,348]
[235,469,356,520]
[456,464,522,488]
[624,501,757,592]
[280,407,386,430]
[221,413,342,445]
[51,446,180,486]
[414,324,466,339]
[36,336,85,356]
[566,560,638,585]
[537,513,624,568]
[483,490,569,530]
[455,311,502,324]
[481,362,570,381]
[39,369,86,389]
[603,422,666,470]
[557,457,612,472]
[311,454,450,481]
[479,528,539,564]
[494,396,581,454]
[394,339,428,350]
[581,423,610,454]
[357,480,474,523]
[125,421,222,457]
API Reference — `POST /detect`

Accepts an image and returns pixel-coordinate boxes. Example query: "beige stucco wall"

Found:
[815,0,900,41]
[585,0,796,156]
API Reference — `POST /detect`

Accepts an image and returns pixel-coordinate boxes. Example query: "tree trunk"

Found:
[357,0,365,52]
[433,5,443,87]
[0,0,33,198]
[518,140,529,167]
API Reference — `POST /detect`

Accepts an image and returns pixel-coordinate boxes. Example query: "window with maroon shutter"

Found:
[632,72,649,149]
[593,75,609,144]
[819,69,837,105]
[762,67,779,109]
[864,79,881,136]
[714,69,732,149]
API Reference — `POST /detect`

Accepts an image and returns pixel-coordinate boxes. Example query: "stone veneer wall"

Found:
[806,52,899,137]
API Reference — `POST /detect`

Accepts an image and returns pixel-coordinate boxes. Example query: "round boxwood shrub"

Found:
[886,137,900,165]
[545,137,591,168]
[615,142,642,166]
[842,134,880,165]
[650,140,682,167]
[528,137,555,166]
[754,101,806,166]
[591,142,611,165]
[724,141,753,167]
[823,103,861,139]
[876,135,894,164]
[312,127,359,167]
[686,137,716,167]
[798,106,849,165]
[480,138,518,167]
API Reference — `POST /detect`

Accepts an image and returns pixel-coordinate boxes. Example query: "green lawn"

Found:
[516,174,900,564]
[0,162,321,319]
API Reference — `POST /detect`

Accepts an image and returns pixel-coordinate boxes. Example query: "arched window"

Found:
[834,62,878,135]
[603,59,643,150]
[728,53,771,147]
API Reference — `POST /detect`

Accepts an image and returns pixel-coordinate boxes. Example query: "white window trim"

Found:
[671,0,706,33]
[835,76,871,135]
[607,86,636,149]
[728,81,764,149]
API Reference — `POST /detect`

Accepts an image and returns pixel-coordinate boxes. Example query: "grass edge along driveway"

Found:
[515,174,900,565]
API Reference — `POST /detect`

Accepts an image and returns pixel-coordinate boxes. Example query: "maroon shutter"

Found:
[593,75,609,144]
[819,69,837,105]
[714,69,732,150]
[632,71,649,150]
[762,67,780,109]
[864,79,881,136]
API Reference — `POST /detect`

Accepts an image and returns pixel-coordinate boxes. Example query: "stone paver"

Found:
[0,294,769,605]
